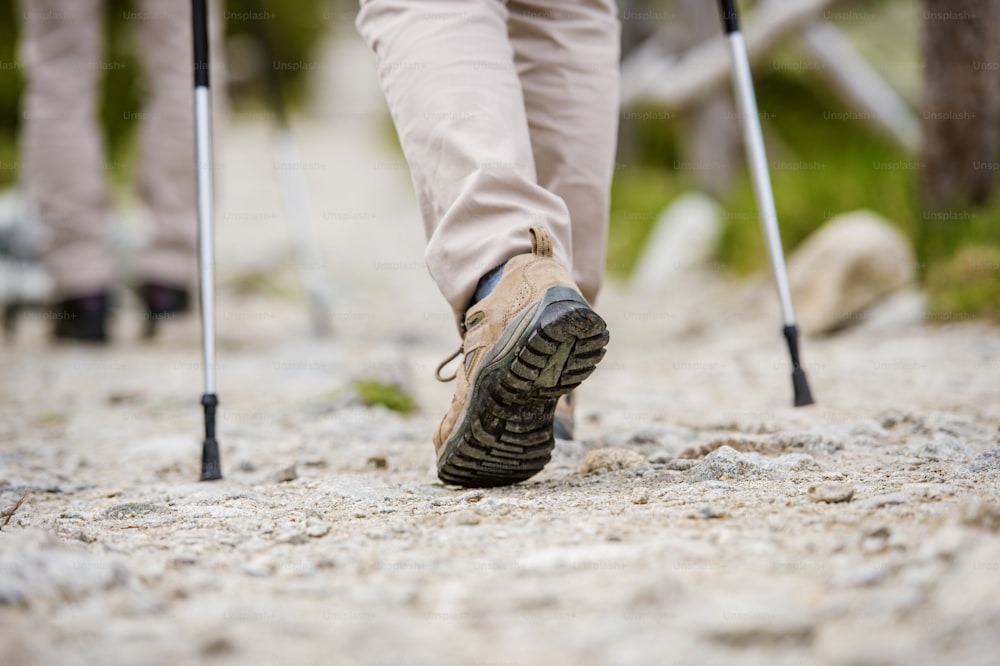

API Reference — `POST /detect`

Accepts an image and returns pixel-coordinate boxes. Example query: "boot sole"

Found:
[437,287,608,487]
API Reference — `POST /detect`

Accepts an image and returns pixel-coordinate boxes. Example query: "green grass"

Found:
[716,67,920,275]
[607,165,689,276]
[926,245,1000,322]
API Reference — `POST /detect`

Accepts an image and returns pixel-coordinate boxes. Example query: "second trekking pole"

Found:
[192,0,222,479]
[717,0,814,407]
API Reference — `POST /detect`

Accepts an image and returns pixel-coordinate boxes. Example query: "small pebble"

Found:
[860,525,891,554]
[244,565,273,578]
[961,499,1000,532]
[366,455,388,470]
[691,504,725,520]
[808,482,855,504]
[460,490,485,503]
[103,503,162,519]
[450,510,481,526]
[201,637,234,656]
[244,556,276,578]
[858,492,910,510]
[829,562,891,588]
[276,529,308,545]
[630,487,651,505]
[274,466,297,483]
[306,519,331,538]
[657,458,698,471]
[578,448,646,475]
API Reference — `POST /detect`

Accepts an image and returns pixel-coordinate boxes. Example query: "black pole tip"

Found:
[792,367,814,407]
[200,437,222,481]
[200,393,221,480]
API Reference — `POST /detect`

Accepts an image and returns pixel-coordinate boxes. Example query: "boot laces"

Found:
[435,345,463,382]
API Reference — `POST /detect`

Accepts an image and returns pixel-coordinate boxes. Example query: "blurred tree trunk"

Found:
[677,0,741,195]
[615,0,742,189]
[920,0,1000,208]
[616,0,664,167]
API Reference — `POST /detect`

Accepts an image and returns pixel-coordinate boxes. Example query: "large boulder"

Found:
[788,211,916,335]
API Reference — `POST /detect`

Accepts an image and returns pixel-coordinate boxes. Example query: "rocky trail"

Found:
[2,29,1000,666]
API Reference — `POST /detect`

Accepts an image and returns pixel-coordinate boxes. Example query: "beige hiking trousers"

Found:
[20,0,224,296]
[356,0,620,322]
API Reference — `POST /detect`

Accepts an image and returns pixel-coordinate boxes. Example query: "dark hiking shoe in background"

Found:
[434,227,608,488]
[52,292,110,343]
[553,391,575,440]
[139,282,190,338]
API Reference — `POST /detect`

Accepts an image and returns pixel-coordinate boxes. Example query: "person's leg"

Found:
[357,0,610,487]
[508,0,620,438]
[356,0,574,323]
[132,0,226,291]
[507,0,620,306]
[21,0,112,296]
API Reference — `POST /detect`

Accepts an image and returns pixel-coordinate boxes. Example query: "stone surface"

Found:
[631,191,722,293]
[687,445,817,482]
[305,518,331,538]
[808,482,855,503]
[788,210,916,335]
[274,465,298,483]
[854,287,927,331]
[960,500,1000,532]
[0,530,128,606]
[578,448,647,475]
[961,448,1000,477]
[0,25,999,666]
[630,486,651,505]
[858,492,912,510]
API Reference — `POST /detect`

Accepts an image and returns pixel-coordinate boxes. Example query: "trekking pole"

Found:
[717,0,814,406]
[192,0,222,479]
[248,0,335,338]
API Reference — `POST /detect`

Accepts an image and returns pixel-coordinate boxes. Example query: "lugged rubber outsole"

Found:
[437,289,609,488]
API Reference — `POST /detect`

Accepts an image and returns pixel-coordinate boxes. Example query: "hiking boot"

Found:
[553,391,575,440]
[434,227,609,487]
[138,282,190,338]
[52,291,110,343]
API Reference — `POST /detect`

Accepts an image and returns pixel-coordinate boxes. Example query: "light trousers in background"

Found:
[20,0,225,296]
[356,0,620,323]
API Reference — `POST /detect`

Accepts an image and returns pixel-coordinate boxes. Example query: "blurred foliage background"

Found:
[609,0,999,320]
[0,0,332,189]
[0,0,996,319]
[0,0,19,186]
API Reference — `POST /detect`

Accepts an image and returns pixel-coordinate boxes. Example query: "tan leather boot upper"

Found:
[433,227,580,455]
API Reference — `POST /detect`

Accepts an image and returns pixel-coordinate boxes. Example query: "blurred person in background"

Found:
[20,0,224,342]
[356,0,620,487]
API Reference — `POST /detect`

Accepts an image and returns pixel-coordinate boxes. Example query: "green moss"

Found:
[353,379,417,415]
[229,267,299,299]
[35,411,68,427]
